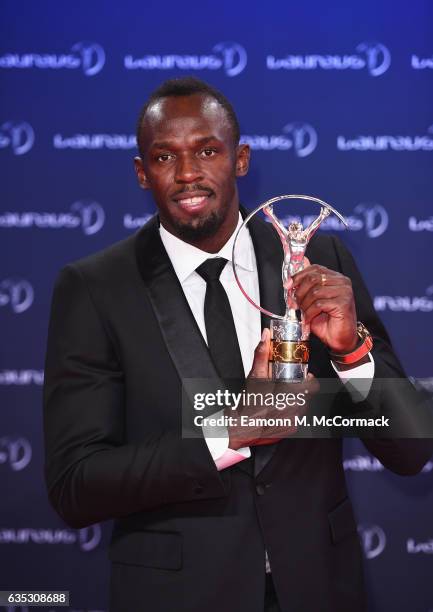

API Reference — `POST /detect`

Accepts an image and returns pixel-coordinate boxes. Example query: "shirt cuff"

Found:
[331,353,375,402]
[202,410,251,471]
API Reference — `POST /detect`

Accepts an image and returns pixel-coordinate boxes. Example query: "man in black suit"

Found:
[43,77,432,612]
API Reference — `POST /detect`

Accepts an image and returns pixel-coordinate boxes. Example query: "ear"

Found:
[235,144,250,177]
[134,156,150,190]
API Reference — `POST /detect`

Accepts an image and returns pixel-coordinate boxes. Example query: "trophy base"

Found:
[268,318,309,381]
[269,361,308,381]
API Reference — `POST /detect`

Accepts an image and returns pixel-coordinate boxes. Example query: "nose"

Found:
[175,154,203,184]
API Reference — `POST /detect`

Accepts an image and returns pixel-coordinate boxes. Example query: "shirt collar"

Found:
[159,212,255,283]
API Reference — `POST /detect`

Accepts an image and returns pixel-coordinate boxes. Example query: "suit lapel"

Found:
[135,215,219,382]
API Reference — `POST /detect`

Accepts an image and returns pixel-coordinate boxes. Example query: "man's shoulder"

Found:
[60,214,158,286]
[72,234,136,275]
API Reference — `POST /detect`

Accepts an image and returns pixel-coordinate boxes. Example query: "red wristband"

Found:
[329,322,373,365]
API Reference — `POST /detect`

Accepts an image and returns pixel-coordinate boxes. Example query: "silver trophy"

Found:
[232,195,348,381]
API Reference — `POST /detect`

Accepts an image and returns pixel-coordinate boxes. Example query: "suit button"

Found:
[194,483,204,495]
[256,483,266,496]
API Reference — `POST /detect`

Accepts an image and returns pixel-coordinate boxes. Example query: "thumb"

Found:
[248,328,270,379]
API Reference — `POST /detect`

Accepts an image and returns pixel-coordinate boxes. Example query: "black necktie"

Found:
[197,257,255,477]
[196,258,245,381]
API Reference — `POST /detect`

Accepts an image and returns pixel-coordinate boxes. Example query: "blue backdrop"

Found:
[1,1,432,611]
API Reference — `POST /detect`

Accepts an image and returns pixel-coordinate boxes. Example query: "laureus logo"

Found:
[353,203,388,238]
[78,524,102,551]
[0,200,106,235]
[0,524,101,551]
[212,42,247,76]
[282,123,317,157]
[411,54,433,70]
[337,125,433,152]
[0,42,105,76]
[0,437,32,471]
[374,285,433,312]
[70,200,105,235]
[70,41,106,76]
[124,212,153,229]
[267,41,390,77]
[0,370,44,385]
[0,279,34,313]
[358,525,386,559]
[355,42,391,76]
[0,121,34,155]
[407,538,433,554]
[241,122,317,157]
[408,214,433,232]
[124,41,247,77]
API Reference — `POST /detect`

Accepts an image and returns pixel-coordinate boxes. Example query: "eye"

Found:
[199,148,217,158]
[156,153,174,162]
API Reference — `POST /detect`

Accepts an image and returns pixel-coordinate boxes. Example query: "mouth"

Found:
[173,190,214,213]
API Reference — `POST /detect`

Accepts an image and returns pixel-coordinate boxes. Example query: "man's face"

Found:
[134,94,250,248]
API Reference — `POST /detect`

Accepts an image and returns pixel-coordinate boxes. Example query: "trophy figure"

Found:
[232,195,348,381]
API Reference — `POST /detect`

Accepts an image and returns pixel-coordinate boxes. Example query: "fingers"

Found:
[248,328,270,379]
[293,265,351,304]
[302,297,345,325]
[292,265,353,324]
[297,284,353,314]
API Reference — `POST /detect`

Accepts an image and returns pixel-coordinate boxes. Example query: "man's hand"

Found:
[228,329,318,451]
[292,264,358,354]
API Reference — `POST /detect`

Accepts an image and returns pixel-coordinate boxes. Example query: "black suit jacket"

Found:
[43,213,432,612]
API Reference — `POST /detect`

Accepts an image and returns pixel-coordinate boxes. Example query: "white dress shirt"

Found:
[159,213,374,470]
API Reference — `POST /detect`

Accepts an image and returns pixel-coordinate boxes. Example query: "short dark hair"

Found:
[136,77,240,157]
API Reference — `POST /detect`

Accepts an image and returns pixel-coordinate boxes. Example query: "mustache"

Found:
[171,184,215,198]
